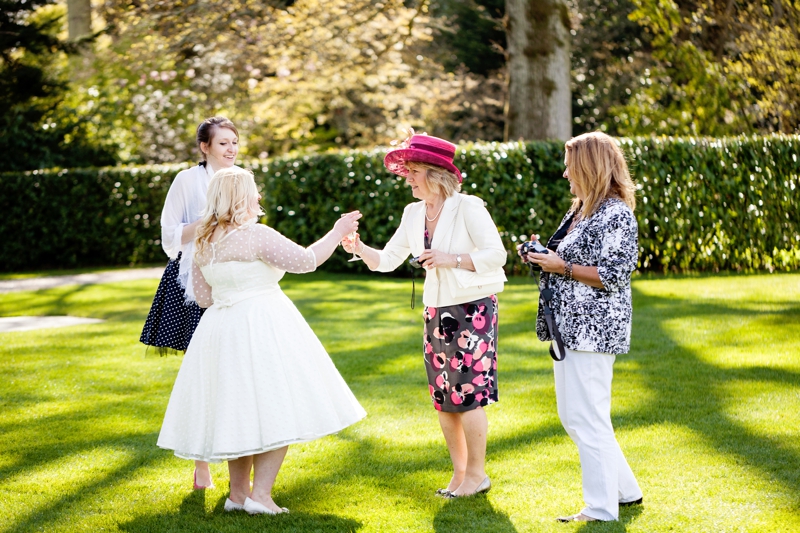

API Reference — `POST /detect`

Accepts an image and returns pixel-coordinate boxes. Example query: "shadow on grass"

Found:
[0,280,156,323]
[3,433,164,533]
[624,287,800,505]
[118,491,363,533]
[434,494,517,532]
[478,280,800,519]
[3,272,799,531]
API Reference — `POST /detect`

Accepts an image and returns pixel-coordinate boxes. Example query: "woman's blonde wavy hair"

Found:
[565,131,637,218]
[405,161,462,198]
[195,168,263,256]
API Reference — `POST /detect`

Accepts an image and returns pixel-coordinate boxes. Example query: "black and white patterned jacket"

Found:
[536,198,638,355]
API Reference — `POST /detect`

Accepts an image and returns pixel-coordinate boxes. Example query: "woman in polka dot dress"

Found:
[157,168,366,515]
[140,117,239,489]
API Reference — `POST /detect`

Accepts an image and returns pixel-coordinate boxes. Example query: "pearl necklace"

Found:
[425,201,445,222]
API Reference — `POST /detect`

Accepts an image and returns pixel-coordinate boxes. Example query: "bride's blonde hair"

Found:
[195,168,263,256]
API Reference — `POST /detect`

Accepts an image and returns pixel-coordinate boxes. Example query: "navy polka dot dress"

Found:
[140,252,205,355]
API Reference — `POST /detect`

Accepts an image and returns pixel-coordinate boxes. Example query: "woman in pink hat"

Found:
[343,132,507,498]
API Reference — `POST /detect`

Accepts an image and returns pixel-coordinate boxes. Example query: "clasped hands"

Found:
[517,233,567,274]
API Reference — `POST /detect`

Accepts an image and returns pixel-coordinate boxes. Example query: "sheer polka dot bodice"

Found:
[191,222,317,308]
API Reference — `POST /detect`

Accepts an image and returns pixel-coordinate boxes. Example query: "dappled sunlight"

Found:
[370,353,421,378]
[267,435,454,524]
[632,273,800,306]
[0,435,164,533]
[1,271,799,532]
[501,331,543,352]
[4,445,136,508]
[0,399,164,484]
[619,423,792,529]
[720,380,800,442]
[627,277,800,529]
[656,311,800,364]
[0,280,159,323]
[611,361,658,416]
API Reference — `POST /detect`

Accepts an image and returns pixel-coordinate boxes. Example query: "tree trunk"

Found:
[67,0,92,40]
[504,0,572,141]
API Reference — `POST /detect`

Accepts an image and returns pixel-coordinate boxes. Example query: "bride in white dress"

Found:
[158,167,366,515]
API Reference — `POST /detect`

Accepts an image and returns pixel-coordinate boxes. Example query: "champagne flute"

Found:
[347,231,361,262]
[340,213,361,262]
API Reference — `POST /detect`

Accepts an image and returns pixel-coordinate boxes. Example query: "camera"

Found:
[519,240,548,271]
[409,256,426,269]
[520,240,549,256]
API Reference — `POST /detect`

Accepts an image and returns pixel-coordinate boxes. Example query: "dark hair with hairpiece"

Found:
[196,117,239,166]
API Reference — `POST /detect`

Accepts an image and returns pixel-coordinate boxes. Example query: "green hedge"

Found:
[1,135,798,274]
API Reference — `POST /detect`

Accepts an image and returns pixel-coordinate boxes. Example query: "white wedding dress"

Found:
[157,222,366,462]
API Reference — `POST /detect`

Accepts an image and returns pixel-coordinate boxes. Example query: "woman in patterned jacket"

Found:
[521,131,644,523]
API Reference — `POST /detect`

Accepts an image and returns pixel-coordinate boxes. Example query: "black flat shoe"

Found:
[619,497,643,507]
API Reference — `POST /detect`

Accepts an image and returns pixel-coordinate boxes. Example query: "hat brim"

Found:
[384,148,463,182]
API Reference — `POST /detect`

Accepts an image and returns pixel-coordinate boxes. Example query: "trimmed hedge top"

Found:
[1,135,798,273]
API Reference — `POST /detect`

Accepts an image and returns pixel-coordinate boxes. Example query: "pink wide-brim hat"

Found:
[383,134,463,182]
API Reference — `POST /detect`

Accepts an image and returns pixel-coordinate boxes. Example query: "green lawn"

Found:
[0,271,798,533]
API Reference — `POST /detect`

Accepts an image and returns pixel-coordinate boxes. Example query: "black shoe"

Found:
[619,497,643,507]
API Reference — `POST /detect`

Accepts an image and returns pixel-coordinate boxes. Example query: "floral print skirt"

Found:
[423,294,498,413]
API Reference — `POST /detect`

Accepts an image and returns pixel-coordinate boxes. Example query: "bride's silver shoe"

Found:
[443,476,491,498]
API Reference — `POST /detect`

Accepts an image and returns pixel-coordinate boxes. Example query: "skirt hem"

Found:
[159,413,367,463]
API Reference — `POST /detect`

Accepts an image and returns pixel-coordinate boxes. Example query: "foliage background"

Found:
[0,1,117,171]
[2,135,797,274]
[3,0,798,171]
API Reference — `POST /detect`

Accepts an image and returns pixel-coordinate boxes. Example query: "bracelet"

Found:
[564,261,573,280]
[456,254,462,269]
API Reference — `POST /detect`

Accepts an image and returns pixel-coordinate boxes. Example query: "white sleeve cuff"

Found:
[162,223,186,259]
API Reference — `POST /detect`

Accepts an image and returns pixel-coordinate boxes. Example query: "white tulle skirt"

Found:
[157,288,366,462]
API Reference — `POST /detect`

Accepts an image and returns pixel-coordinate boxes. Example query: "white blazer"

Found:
[372,193,507,307]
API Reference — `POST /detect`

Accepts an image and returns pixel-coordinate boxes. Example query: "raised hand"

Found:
[334,211,362,240]
[336,211,363,262]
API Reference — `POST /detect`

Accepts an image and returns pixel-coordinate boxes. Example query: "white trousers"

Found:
[553,345,642,521]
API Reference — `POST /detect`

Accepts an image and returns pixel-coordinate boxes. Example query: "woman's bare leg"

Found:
[194,460,213,488]
[438,411,468,491]
[450,407,488,496]
[250,446,289,512]
[227,456,253,505]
